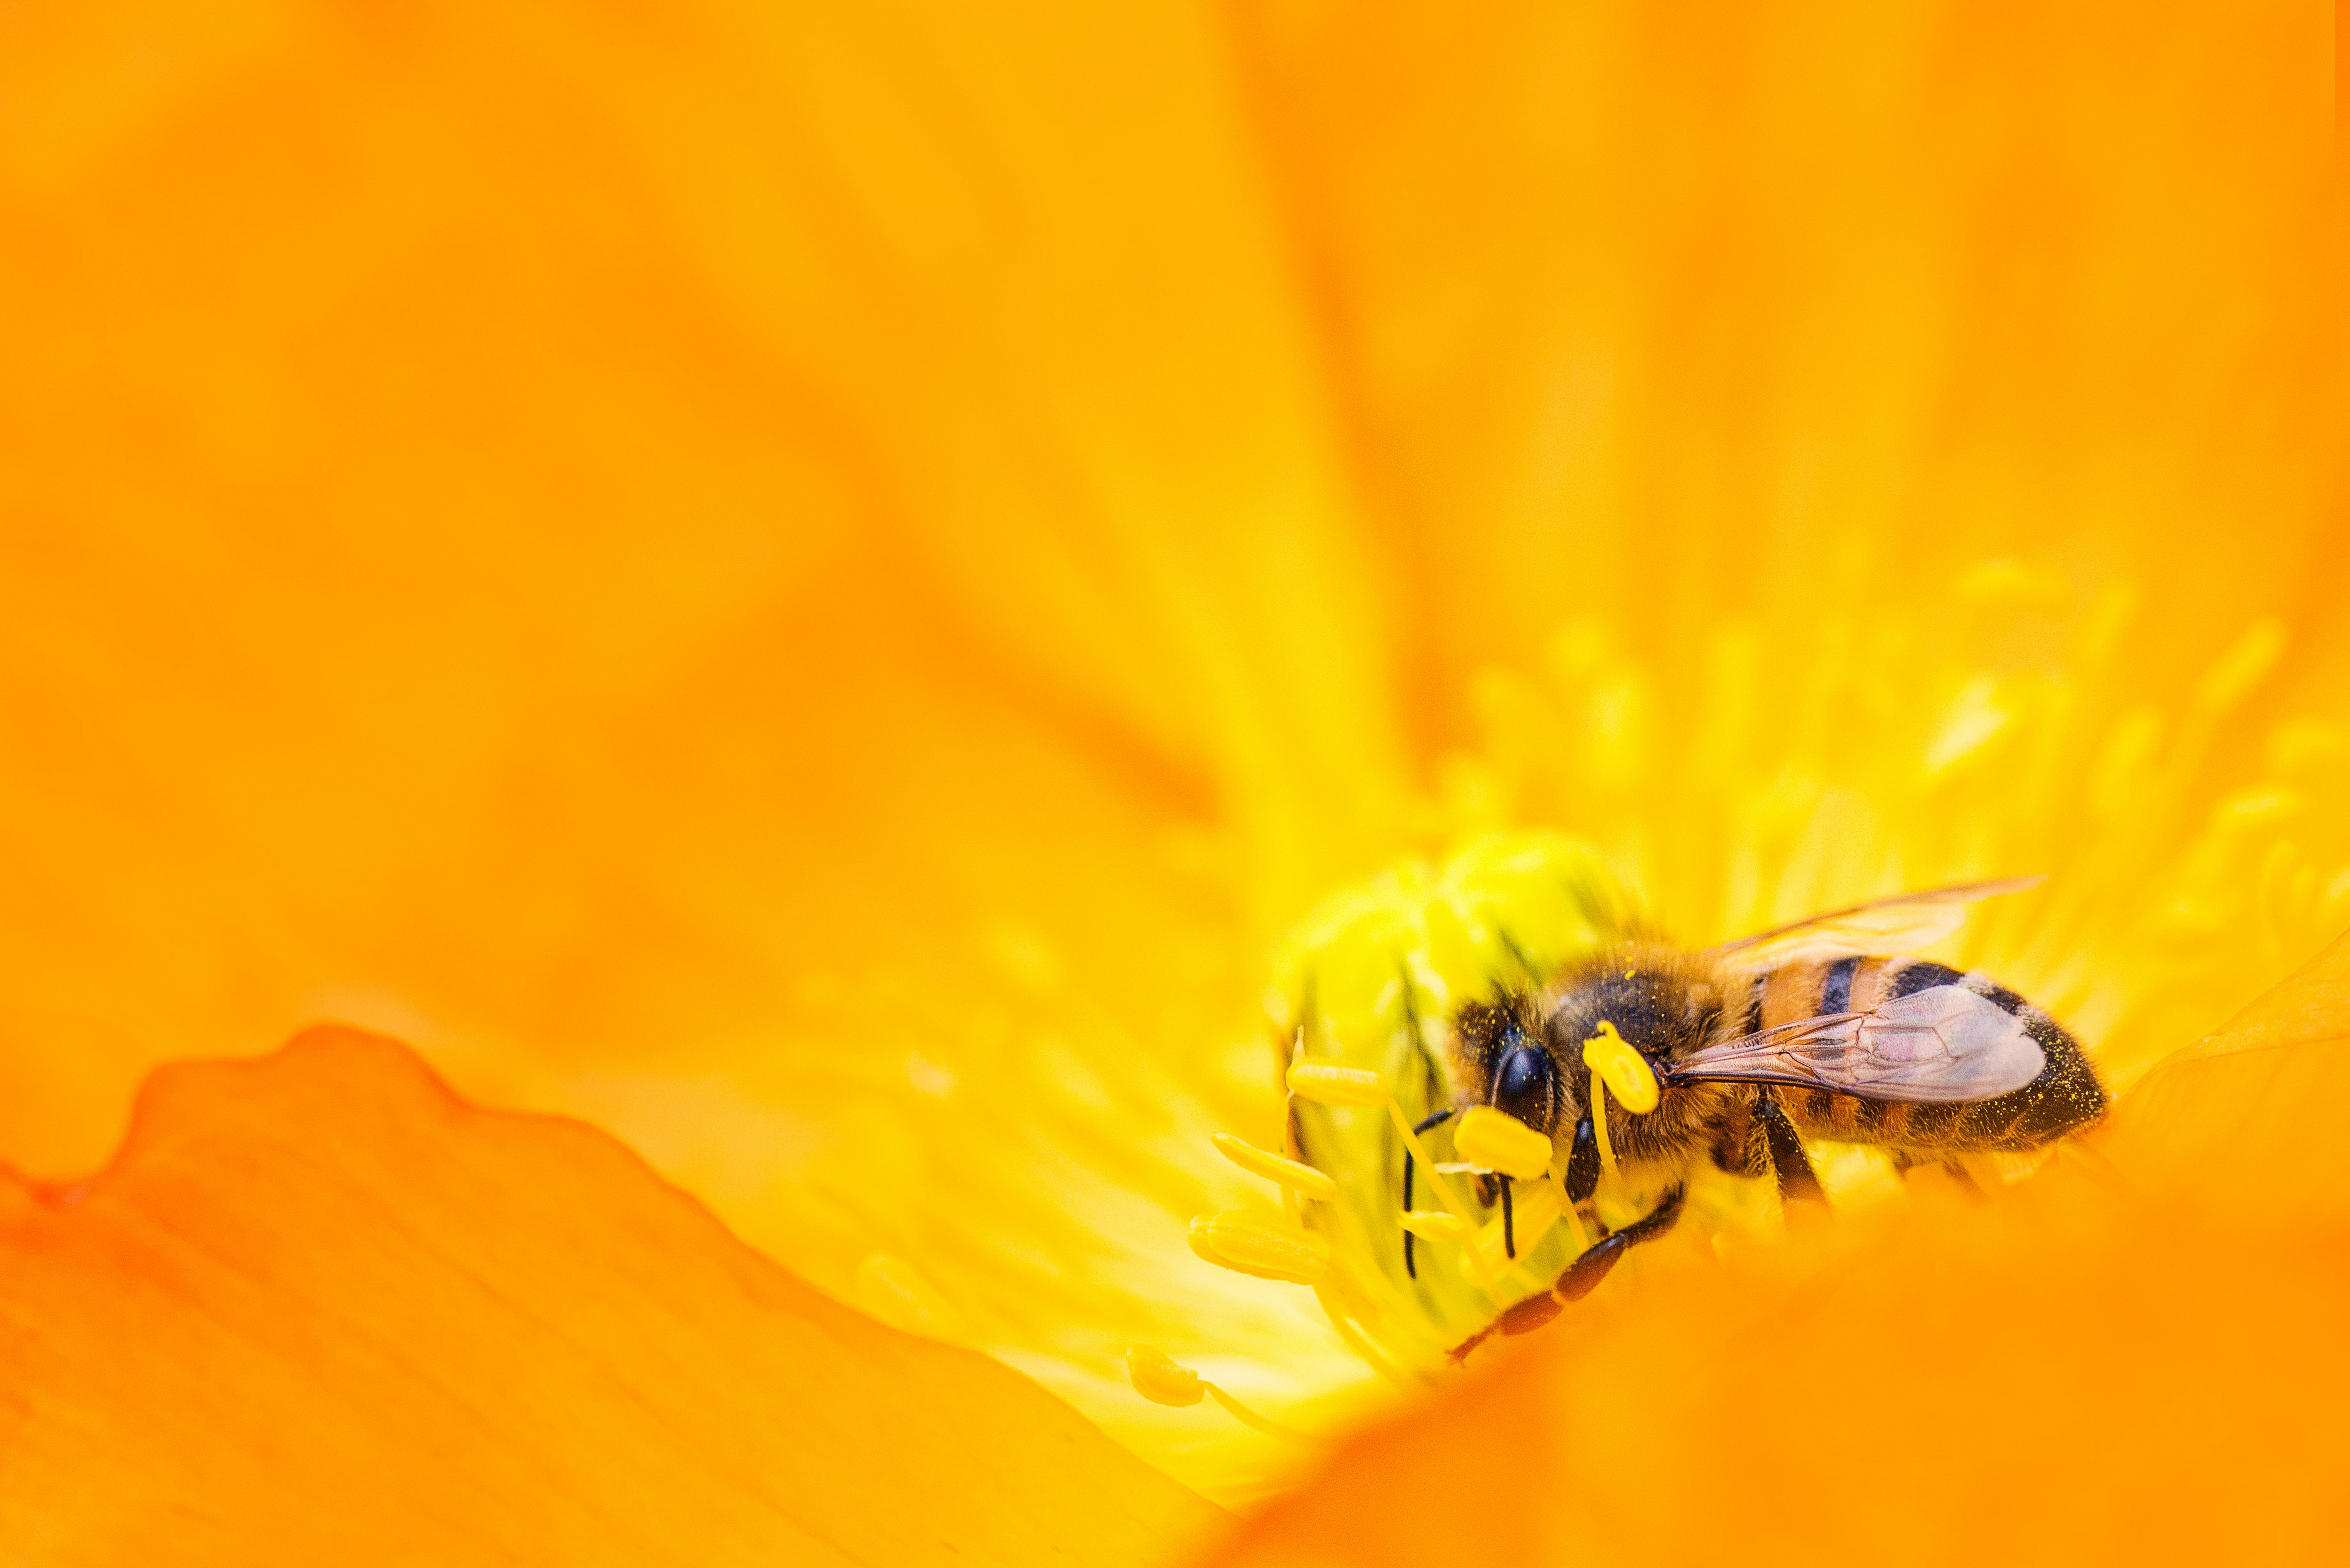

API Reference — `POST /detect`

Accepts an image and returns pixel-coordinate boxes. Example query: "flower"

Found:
[2,0,2343,1556]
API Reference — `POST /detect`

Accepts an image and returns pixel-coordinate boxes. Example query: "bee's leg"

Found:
[1500,1176,1515,1259]
[1754,1088,1825,1206]
[1400,1108,1456,1279]
[1564,1114,1602,1203]
[1888,1149,1987,1200]
[1447,1184,1686,1362]
[1552,1181,1684,1302]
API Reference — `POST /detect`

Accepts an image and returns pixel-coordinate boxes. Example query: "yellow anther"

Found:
[1285,1060,1388,1107]
[1454,1105,1554,1180]
[1187,1210,1331,1284]
[1126,1345,1206,1407]
[1211,1132,1337,1199]
[1399,1209,1475,1243]
[1581,1020,1660,1113]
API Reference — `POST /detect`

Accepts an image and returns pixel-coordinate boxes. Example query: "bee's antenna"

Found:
[1400,1107,1455,1278]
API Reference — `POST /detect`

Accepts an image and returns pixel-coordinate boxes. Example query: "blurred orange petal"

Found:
[0,1024,1218,1563]
[2100,928,2350,1219]
[1201,934,2350,1565]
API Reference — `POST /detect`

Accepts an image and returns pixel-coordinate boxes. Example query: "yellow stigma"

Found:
[1285,1060,1388,1106]
[1211,1132,1337,1199]
[1125,1345,1205,1407]
[1187,1210,1330,1284]
[1581,1019,1660,1113]
[1399,1209,1475,1243]
[1453,1105,1554,1180]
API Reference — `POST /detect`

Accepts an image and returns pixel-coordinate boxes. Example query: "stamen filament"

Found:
[1286,1060,1388,1106]
[1307,1288,1410,1382]
[1399,1209,1475,1242]
[1590,1074,1617,1177]
[1204,1383,1309,1441]
[1381,1097,1496,1286]
[1212,1132,1337,1199]
[1310,1283,1421,1388]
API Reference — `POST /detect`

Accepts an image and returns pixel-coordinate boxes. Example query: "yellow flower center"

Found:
[1147,585,2349,1471]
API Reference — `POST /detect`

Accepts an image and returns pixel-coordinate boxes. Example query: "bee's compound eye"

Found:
[1492,1046,1556,1134]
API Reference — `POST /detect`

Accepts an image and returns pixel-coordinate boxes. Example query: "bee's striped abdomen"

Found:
[1767,958,2106,1154]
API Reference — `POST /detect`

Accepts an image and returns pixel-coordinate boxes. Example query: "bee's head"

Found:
[1454,996,1563,1134]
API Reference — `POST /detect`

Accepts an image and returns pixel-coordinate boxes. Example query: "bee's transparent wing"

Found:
[1667,985,2046,1104]
[1709,876,2043,973]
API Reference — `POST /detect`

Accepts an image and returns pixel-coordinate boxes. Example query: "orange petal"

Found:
[1240,4,2343,712]
[2097,928,2350,1219]
[1199,946,2350,1565]
[0,1025,1219,1562]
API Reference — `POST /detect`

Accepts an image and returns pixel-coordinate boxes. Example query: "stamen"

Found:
[1399,1209,1475,1242]
[1212,1132,1337,1199]
[1126,1346,1310,1440]
[1187,1210,1330,1284]
[1454,1105,1554,1179]
[1285,1060,1388,1106]
[1581,1020,1660,1112]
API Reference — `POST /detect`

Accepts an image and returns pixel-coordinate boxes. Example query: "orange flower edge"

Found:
[0,1025,1221,1564]
[1196,933,2350,1565]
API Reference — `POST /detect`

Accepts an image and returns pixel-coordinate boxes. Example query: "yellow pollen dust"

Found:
[1188,1210,1330,1284]
[1211,1132,1336,1199]
[1285,1060,1387,1107]
[1453,1105,1554,1180]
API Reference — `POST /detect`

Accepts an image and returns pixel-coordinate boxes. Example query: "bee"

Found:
[1428,878,2107,1358]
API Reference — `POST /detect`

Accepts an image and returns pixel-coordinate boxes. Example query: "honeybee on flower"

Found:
[1185,837,2108,1375]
